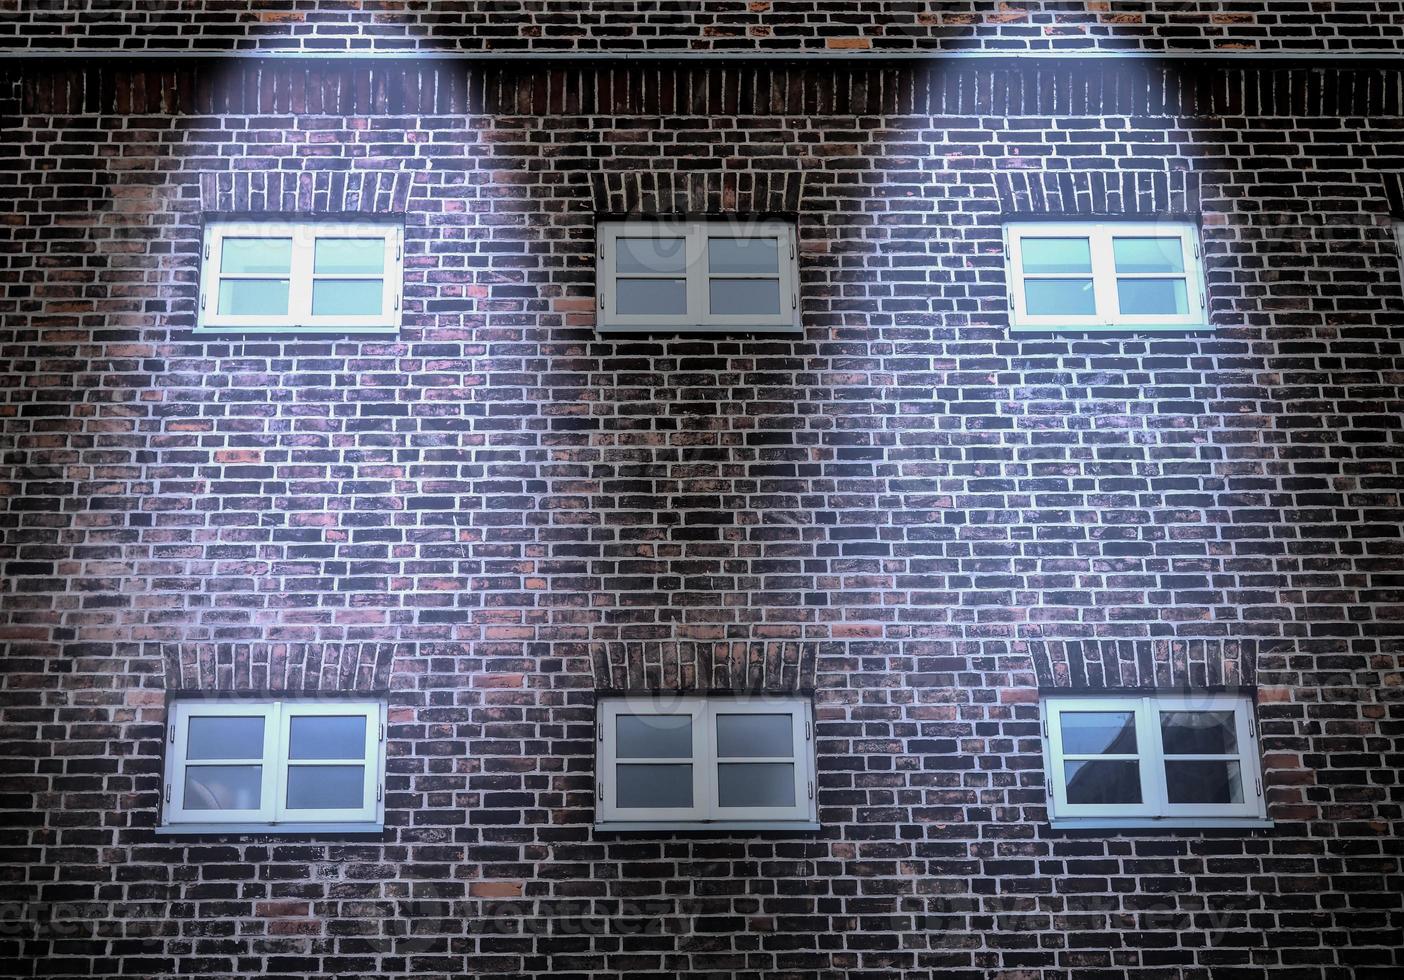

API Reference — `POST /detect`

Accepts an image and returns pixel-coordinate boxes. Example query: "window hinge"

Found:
[379,722,385,742]
[165,784,171,804]
[599,243,604,260]
[1199,291,1206,309]
[377,783,383,802]
[396,244,402,261]
[169,725,175,744]
[1193,239,1200,259]
[808,780,814,801]
[598,781,604,802]
[790,242,795,260]
[597,721,603,741]
[805,719,811,741]
[199,294,206,311]
[394,293,401,311]
[598,293,605,310]
[1041,718,1048,738]
[1248,716,1255,738]
[1255,777,1262,798]
[203,242,210,260]
[792,291,797,310]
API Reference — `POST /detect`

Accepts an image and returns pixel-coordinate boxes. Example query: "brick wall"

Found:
[1,1,1403,53]
[1,58,1403,977]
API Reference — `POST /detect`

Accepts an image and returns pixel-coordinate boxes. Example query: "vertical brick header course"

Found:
[159,642,400,693]
[994,169,1203,219]
[1028,639,1261,691]
[592,639,817,693]
[198,171,412,217]
[589,170,806,217]
[18,62,1404,120]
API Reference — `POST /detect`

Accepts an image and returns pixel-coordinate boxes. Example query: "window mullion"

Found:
[688,223,707,324]
[1139,697,1168,813]
[291,231,315,326]
[1092,225,1118,325]
[268,701,287,824]
[697,697,717,819]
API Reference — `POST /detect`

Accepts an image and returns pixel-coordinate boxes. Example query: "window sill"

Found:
[192,325,400,336]
[596,322,803,336]
[595,821,821,833]
[1010,323,1213,334]
[1049,817,1273,831]
[154,823,384,837]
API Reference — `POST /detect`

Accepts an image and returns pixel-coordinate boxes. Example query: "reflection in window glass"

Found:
[184,765,262,810]
[1024,279,1096,316]
[187,716,264,760]
[1113,236,1185,274]
[1021,237,1092,274]
[1064,759,1142,805]
[1160,711,1238,755]
[1165,760,1243,804]
[616,764,693,808]
[717,763,795,807]
[616,714,692,759]
[1059,712,1138,755]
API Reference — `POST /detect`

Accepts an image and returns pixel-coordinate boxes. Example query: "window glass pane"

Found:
[314,237,385,275]
[186,715,264,760]
[1024,279,1095,316]
[1113,236,1186,274]
[1059,711,1138,755]
[311,279,383,316]
[616,763,692,808]
[288,715,367,760]
[285,765,365,810]
[616,237,687,275]
[220,238,292,274]
[1063,760,1142,805]
[183,765,261,810]
[1020,237,1092,274]
[1116,278,1188,316]
[709,279,780,316]
[1160,710,1239,755]
[716,713,793,758]
[708,237,779,275]
[616,278,687,316]
[616,714,692,759]
[1165,760,1243,804]
[717,762,795,807]
[218,279,289,316]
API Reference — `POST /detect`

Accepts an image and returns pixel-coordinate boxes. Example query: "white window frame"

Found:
[1041,692,1268,830]
[158,698,385,834]
[596,219,802,334]
[197,220,402,334]
[595,694,818,831]
[1004,220,1208,332]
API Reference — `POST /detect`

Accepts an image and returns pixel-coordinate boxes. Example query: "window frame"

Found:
[596,219,802,335]
[197,220,403,335]
[1004,220,1208,332]
[159,697,385,835]
[1041,692,1268,830]
[595,694,818,831]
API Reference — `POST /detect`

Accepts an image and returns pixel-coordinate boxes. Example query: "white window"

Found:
[1004,221,1208,331]
[1041,692,1268,829]
[197,221,402,333]
[596,694,817,830]
[596,219,801,334]
[159,698,385,833]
